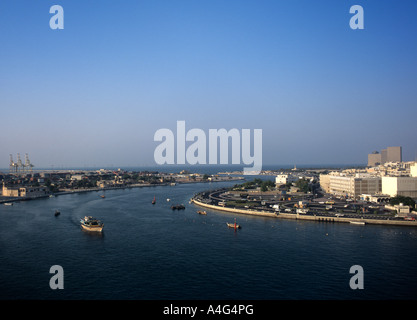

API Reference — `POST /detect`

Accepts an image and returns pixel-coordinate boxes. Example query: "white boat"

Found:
[3,202,13,206]
[80,216,104,232]
[350,221,365,225]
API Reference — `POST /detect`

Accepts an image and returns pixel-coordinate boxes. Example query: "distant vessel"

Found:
[100,195,105,198]
[227,219,241,230]
[54,210,60,217]
[167,198,171,202]
[152,196,156,205]
[197,210,207,215]
[3,202,13,206]
[171,204,185,210]
[80,216,104,232]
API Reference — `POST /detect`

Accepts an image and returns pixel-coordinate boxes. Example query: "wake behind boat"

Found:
[80,216,104,232]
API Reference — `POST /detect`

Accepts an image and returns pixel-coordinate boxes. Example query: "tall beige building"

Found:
[368,146,402,166]
[368,152,382,167]
[386,146,402,162]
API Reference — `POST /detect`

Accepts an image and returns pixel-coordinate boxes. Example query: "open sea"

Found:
[0,178,416,300]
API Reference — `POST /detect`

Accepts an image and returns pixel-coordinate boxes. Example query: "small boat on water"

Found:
[100,195,105,198]
[167,198,170,202]
[197,210,207,215]
[3,202,13,206]
[54,210,60,217]
[152,196,156,205]
[171,204,185,210]
[80,216,104,232]
[227,219,241,230]
[350,221,365,225]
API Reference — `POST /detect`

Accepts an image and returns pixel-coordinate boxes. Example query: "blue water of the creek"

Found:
[1,180,416,300]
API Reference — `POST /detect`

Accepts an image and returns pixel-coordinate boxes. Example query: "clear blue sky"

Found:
[1,0,416,168]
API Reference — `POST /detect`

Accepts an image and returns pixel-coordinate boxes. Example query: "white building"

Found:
[71,174,85,181]
[382,176,417,198]
[410,163,417,178]
[275,174,297,186]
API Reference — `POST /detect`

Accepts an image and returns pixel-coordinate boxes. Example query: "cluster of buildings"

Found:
[319,146,417,200]
[1,168,168,198]
[0,166,234,199]
[368,146,402,166]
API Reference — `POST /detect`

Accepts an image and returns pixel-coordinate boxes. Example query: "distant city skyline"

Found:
[1,1,416,168]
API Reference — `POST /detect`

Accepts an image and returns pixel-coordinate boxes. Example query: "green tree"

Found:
[295,178,309,193]
[390,195,415,207]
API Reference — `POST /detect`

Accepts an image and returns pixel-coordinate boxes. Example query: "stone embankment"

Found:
[190,198,417,227]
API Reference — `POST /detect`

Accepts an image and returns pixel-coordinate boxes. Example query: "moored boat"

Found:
[197,210,207,215]
[227,219,241,229]
[152,196,156,204]
[54,210,60,216]
[350,221,365,225]
[80,216,104,232]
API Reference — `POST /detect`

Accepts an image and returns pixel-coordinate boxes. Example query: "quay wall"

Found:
[191,198,417,227]
[190,199,277,218]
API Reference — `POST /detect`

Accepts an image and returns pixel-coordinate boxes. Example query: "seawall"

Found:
[190,198,417,227]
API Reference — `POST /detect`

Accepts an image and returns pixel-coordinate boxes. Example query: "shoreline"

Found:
[190,198,417,227]
[0,177,244,204]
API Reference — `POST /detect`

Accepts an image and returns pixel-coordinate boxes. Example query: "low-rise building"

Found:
[360,194,390,203]
[71,174,85,181]
[275,174,297,186]
[320,173,381,198]
[385,204,411,215]
[382,176,417,198]
[2,184,48,198]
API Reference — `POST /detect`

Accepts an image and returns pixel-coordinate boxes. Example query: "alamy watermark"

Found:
[154,121,262,174]
[47,4,364,31]
[349,265,364,290]
[49,265,64,290]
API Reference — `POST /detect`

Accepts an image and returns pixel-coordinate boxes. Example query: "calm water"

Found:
[0,180,416,300]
